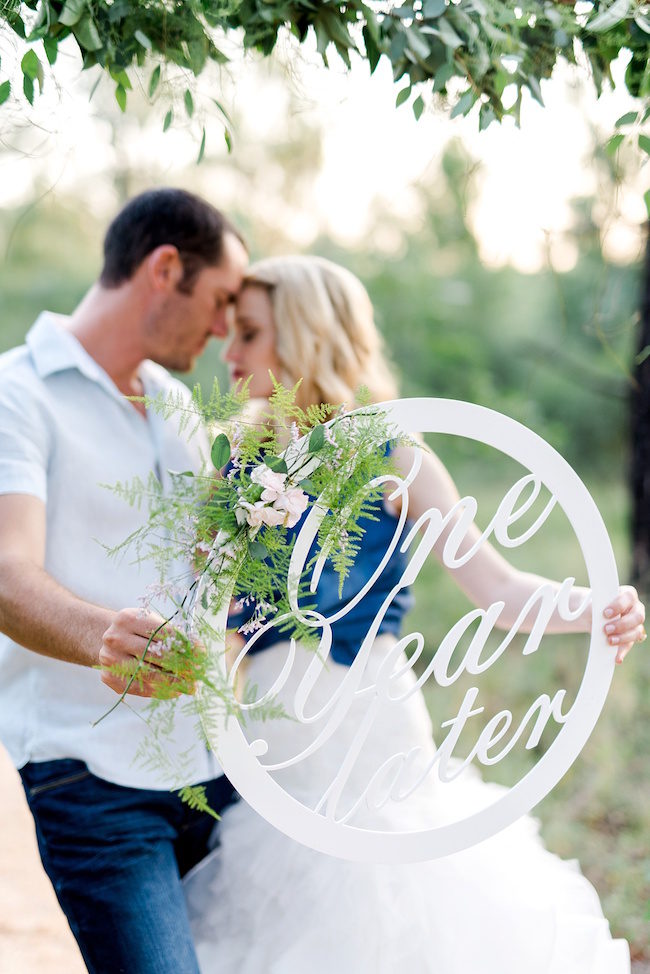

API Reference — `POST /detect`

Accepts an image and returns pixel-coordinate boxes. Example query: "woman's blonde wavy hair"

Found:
[243,255,399,412]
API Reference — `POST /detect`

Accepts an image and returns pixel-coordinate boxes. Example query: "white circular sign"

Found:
[199,399,618,863]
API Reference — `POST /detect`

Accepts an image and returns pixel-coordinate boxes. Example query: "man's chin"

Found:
[154,354,195,374]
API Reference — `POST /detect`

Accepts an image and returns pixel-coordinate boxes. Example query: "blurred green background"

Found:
[1,127,648,955]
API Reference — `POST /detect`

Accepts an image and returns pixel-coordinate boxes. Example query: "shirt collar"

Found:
[26,312,108,383]
[25,311,165,405]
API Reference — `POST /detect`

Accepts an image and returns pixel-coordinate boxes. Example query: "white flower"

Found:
[238,500,286,532]
[250,464,287,501]
[272,487,309,528]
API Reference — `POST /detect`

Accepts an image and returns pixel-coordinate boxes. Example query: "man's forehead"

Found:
[206,233,248,293]
[222,231,249,269]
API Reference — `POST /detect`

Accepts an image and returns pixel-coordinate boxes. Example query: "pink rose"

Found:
[250,464,287,502]
[238,500,286,534]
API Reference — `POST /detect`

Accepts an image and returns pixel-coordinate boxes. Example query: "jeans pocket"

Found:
[23,759,91,798]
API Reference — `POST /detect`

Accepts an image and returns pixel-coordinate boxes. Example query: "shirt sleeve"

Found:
[0,378,51,502]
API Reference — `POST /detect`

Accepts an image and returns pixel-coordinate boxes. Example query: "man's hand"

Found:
[100,608,182,698]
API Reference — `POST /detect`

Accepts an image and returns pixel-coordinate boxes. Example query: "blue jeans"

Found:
[19,758,236,974]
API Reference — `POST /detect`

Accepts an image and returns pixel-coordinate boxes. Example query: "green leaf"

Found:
[0,80,10,105]
[412,94,424,120]
[362,24,381,74]
[9,13,26,38]
[479,103,497,131]
[58,0,87,28]
[247,484,264,503]
[197,127,206,164]
[212,98,232,126]
[433,61,456,92]
[639,134,650,155]
[309,425,326,453]
[450,89,476,119]
[149,65,161,98]
[299,478,316,494]
[436,18,464,49]
[407,26,431,61]
[75,15,103,52]
[645,189,650,219]
[88,73,102,102]
[527,76,544,107]
[606,133,625,155]
[615,111,638,127]
[211,432,231,469]
[184,88,194,118]
[108,0,131,23]
[224,128,233,152]
[21,49,41,81]
[23,73,34,105]
[110,68,131,90]
[264,455,288,474]
[423,0,446,16]
[587,0,631,32]
[134,30,152,50]
[163,108,173,132]
[249,540,269,560]
[43,37,58,65]
[115,84,127,112]
[396,85,411,107]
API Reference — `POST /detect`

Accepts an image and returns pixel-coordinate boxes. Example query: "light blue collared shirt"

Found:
[0,312,220,788]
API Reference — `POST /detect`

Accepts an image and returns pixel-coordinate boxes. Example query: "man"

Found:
[0,188,248,973]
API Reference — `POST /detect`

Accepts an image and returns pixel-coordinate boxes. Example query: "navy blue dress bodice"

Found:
[229,498,413,666]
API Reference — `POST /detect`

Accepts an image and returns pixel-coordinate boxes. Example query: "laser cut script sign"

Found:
[199,399,619,863]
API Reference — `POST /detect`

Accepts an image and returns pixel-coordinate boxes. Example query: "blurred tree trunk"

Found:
[631,225,650,595]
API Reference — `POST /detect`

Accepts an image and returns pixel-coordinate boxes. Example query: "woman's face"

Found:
[223,284,282,398]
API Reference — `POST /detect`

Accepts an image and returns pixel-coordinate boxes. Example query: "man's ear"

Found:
[145,245,184,293]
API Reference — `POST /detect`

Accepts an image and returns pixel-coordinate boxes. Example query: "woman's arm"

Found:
[388,444,645,663]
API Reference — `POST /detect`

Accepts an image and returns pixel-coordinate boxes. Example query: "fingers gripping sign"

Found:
[99,607,194,701]
[602,584,646,664]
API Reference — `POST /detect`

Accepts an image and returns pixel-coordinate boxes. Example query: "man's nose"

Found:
[211,308,229,338]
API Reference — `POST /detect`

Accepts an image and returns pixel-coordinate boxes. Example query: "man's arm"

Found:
[0,494,113,665]
[0,494,171,696]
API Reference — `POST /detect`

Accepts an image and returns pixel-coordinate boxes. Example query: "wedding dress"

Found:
[184,630,630,974]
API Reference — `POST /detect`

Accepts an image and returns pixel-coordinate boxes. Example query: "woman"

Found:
[184,255,643,973]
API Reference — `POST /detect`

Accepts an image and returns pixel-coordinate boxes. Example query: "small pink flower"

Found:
[239,500,286,532]
[250,465,287,502]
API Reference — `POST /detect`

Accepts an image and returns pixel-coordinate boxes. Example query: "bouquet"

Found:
[97,379,401,814]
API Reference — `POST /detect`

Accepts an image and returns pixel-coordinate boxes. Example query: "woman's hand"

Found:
[603,586,646,664]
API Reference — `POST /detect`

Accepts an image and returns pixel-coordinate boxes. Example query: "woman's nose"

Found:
[222,338,238,363]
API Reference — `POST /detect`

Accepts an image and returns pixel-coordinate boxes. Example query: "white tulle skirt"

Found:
[184,636,629,974]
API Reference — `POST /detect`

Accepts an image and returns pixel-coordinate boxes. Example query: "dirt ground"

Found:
[0,745,85,974]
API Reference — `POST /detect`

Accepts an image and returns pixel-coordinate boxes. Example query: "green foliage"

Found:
[177,785,221,820]
[1,1,649,129]
[96,381,399,807]
[210,431,231,468]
